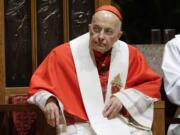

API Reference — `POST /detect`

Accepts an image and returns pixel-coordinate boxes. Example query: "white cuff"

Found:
[27,90,64,110]
[113,88,156,129]
[27,90,66,128]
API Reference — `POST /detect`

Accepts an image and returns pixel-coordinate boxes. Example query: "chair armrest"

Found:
[152,100,165,135]
[0,104,56,135]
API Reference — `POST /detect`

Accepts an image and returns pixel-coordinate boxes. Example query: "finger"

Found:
[103,98,115,113]
[55,109,60,125]
[108,106,121,119]
[44,106,51,123]
[103,101,112,117]
[49,108,56,126]
[45,105,56,127]
[103,97,117,115]
[104,102,115,118]
[52,105,61,126]
[105,100,122,119]
[103,102,111,111]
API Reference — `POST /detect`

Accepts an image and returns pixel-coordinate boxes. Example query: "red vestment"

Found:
[29,43,161,121]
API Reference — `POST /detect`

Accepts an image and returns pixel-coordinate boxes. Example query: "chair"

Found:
[0,95,56,135]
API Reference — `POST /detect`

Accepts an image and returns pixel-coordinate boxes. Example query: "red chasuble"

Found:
[29,43,161,121]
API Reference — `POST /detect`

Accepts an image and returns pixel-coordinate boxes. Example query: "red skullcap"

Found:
[96,5,123,21]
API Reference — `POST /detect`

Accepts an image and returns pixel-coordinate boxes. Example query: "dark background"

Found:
[113,0,180,44]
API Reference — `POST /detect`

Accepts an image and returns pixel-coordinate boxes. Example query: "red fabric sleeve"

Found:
[29,43,88,120]
[126,45,161,99]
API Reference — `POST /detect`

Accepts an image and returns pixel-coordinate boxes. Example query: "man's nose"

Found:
[99,30,105,40]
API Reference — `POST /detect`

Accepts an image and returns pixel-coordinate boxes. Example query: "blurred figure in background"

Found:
[162,34,180,135]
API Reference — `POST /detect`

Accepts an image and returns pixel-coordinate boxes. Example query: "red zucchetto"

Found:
[96,5,123,21]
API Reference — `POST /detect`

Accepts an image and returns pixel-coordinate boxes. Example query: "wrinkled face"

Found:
[89,11,122,53]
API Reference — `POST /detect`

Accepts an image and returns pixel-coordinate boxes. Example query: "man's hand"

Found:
[44,97,60,127]
[103,96,123,119]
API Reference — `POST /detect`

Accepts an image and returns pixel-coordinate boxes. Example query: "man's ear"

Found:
[88,24,92,32]
[118,31,123,39]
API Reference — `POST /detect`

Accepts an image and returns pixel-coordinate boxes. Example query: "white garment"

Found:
[58,122,152,135]
[58,123,96,135]
[162,34,180,135]
[28,90,153,135]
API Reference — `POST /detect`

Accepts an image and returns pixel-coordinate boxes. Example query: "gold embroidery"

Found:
[111,74,122,93]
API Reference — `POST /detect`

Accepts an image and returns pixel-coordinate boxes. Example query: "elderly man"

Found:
[162,34,180,135]
[28,5,161,135]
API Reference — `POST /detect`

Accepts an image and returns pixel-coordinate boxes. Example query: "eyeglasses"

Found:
[90,24,115,36]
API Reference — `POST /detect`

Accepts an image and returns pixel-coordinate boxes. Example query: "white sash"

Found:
[70,33,130,135]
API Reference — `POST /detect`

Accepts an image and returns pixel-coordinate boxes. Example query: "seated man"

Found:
[162,34,180,135]
[28,5,161,135]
